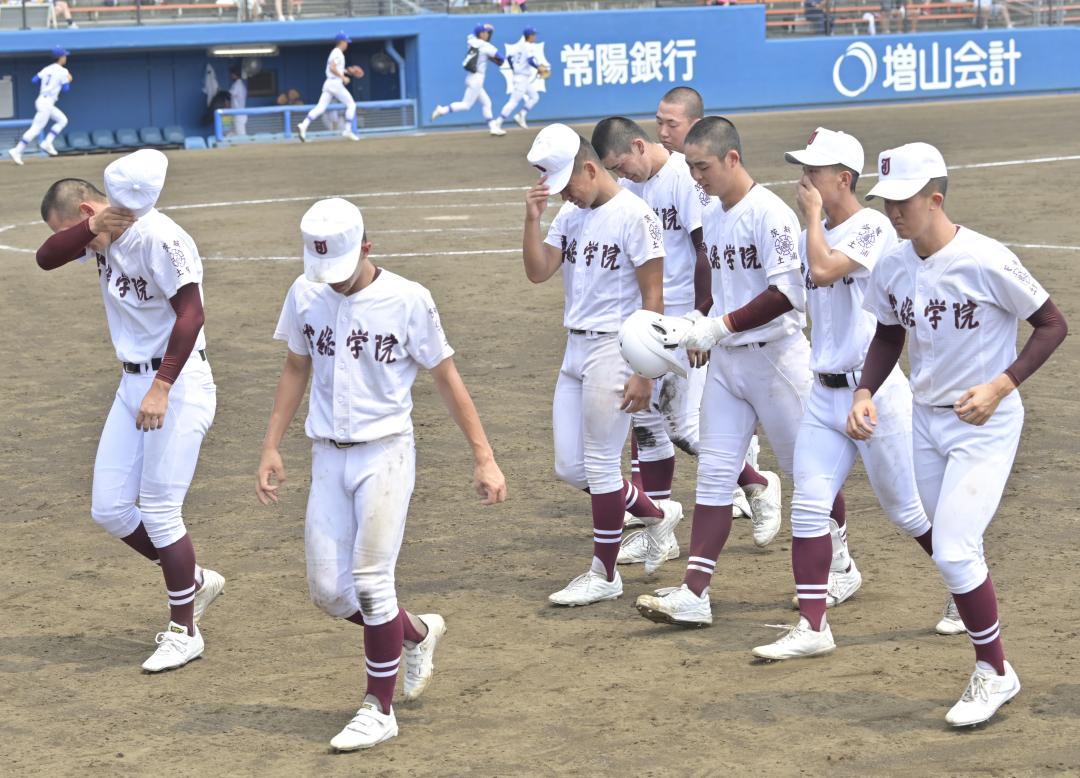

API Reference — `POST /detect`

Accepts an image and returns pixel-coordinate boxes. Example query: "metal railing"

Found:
[213,98,417,142]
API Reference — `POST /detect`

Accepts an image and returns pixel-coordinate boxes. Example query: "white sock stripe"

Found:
[168,594,196,606]
[594,527,623,535]
[969,630,1001,646]
[686,564,714,574]
[366,667,400,678]
[796,593,828,600]
[687,556,715,567]
[796,584,830,591]
[967,621,1000,639]
[645,489,671,499]
[365,657,400,669]
[624,484,639,508]
[593,536,622,544]
[167,584,197,598]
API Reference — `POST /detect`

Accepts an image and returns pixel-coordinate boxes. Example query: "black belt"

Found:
[817,371,860,389]
[328,440,359,449]
[123,349,207,374]
[726,341,769,350]
[569,329,613,336]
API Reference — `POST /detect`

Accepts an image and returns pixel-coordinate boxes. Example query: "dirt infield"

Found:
[2,94,1078,777]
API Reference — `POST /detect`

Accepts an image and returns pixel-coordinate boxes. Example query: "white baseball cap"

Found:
[784,127,864,174]
[526,123,580,194]
[865,142,948,201]
[301,198,365,284]
[104,149,168,217]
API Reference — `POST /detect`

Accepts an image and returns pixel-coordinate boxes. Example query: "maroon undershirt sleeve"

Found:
[855,322,907,395]
[155,283,204,386]
[691,227,712,315]
[1004,298,1068,387]
[36,218,95,270]
[726,286,794,333]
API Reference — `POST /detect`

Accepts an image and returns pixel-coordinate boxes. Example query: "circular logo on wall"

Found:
[833,42,878,98]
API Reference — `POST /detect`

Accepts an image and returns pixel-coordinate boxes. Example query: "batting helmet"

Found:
[618,310,690,379]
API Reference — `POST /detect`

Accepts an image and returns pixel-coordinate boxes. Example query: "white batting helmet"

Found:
[618,310,690,379]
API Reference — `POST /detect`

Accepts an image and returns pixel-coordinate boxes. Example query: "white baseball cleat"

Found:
[342,129,360,141]
[489,124,507,137]
[643,499,683,574]
[747,471,782,547]
[732,488,751,519]
[193,568,225,623]
[789,559,862,609]
[752,616,836,661]
[623,511,645,529]
[297,123,308,142]
[935,595,967,635]
[513,111,528,129]
[549,569,622,606]
[635,584,712,626]
[8,147,24,165]
[616,529,679,565]
[945,661,1021,727]
[330,702,399,751]
[403,613,446,701]
[141,622,204,673]
[430,105,448,121]
[40,139,59,156]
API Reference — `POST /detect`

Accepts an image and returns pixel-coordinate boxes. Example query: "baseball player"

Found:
[8,46,73,166]
[752,128,952,661]
[33,150,225,672]
[590,117,779,565]
[296,32,364,143]
[490,26,549,133]
[523,123,683,607]
[430,23,507,137]
[256,198,507,751]
[229,69,248,137]
[654,86,704,156]
[848,142,1066,726]
[635,117,847,627]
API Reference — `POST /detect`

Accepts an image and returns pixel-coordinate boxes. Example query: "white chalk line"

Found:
[206,248,522,262]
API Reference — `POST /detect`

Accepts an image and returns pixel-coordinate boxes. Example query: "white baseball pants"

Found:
[696,332,812,506]
[22,97,67,143]
[913,397,1023,594]
[91,359,216,548]
[307,79,357,123]
[304,432,415,626]
[553,332,633,495]
[499,74,538,119]
[790,368,930,539]
[450,73,493,120]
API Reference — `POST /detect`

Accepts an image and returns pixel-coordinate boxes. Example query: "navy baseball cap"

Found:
[334,31,351,43]
[523,27,537,37]
[51,46,70,58]
[473,23,494,36]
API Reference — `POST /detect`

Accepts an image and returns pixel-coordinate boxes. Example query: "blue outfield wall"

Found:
[1,7,1078,136]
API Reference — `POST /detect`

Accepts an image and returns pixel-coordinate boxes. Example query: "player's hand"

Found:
[846,389,877,440]
[621,374,653,414]
[954,376,1014,426]
[256,447,286,505]
[682,315,730,352]
[346,65,364,78]
[473,456,507,505]
[342,75,351,85]
[135,379,170,432]
[89,206,136,237]
[687,347,710,368]
[795,175,823,221]
[525,176,551,221]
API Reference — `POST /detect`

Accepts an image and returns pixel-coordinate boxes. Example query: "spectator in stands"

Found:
[277,88,303,106]
[229,69,248,137]
[275,0,301,20]
[499,0,527,12]
[878,0,906,33]
[974,0,1013,27]
[53,0,77,28]
[804,0,833,34]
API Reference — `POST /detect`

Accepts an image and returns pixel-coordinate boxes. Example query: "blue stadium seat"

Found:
[184,136,207,150]
[67,130,93,152]
[115,128,140,149]
[91,129,119,150]
[139,126,165,146]
[163,125,185,146]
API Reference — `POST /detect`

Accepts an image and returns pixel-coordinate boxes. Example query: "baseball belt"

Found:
[122,349,207,374]
[816,370,861,389]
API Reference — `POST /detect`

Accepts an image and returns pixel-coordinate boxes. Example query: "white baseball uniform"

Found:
[697,185,811,506]
[305,47,356,127]
[229,76,248,136]
[790,208,930,541]
[274,268,453,625]
[499,39,546,120]
[863,226,1047,594]
[88,209,216,550]
[544,189,665,494]
[620,152,708,478]
[449,35,500,119]
[21,62,71,144]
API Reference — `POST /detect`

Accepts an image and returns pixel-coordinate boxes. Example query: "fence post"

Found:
[136,0,143,26]
[20,0,28,30]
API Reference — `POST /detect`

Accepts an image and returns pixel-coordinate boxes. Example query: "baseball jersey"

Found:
[507,40,541,76]
[325,48,346,81]
[36,63,71,101]
[622,151,706,311]
[544,188,665,333]
[85,209,207,365]
[800,208,897,373]
[701,184,806,346]
[463,35,500,77]
[229,78,247,110]
[274,269,454,443]
[863,226,1048,407]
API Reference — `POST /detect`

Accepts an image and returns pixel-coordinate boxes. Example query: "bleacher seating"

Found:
[140,126,166,146]
[91,129,119,149]
[66,130,93,152]
[0,1,55,29]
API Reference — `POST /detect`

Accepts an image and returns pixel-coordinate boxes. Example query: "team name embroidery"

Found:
[303,323,401,363]
[770,226,796,265]
[561,236,578,264]
[581,241,622,270]
[846,224,882,259]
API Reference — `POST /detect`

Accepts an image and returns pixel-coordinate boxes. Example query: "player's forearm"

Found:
[431,359,496,464]
[262,358,310,450]
[522,220,556,283]
[1003,298,1068,387]
[726,286,794,332]
[855,322,906,396]
[636,258,664,313]
[804,221,849,287]
[36,218,94,270]
[691,228,712,314]
[155,283,204,386]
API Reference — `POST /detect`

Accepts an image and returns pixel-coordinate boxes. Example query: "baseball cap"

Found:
[473,23,495,36]
[784,127,864,174]
[334,31,351,43]
[104,149,168,217]
[523,26,537,37]
[527,123,581,195]
[301,198,365,284]
[51,46,69,59]
[865,142,948,201]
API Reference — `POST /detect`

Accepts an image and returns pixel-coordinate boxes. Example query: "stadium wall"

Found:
[1,8,1078,137]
